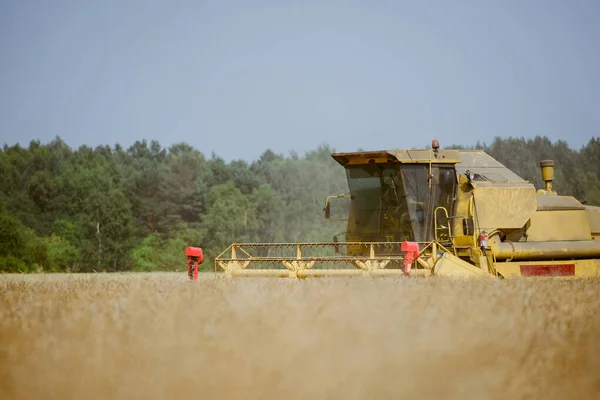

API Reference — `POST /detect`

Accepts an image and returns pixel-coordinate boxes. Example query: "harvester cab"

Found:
[215,141,600,278]
[328,140,461,250]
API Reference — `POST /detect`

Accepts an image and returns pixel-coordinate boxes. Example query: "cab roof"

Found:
[330,149,461,165]
[331,149,527,183]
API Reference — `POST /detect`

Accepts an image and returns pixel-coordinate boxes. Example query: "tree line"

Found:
[0,135,598,273]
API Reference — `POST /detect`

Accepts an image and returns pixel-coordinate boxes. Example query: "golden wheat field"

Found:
[1,273,600,400]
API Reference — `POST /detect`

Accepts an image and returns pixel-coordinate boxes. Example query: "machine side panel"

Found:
[520,264,575,277]
[536,194,585,211]
[586,206,600,239]
[526,210,592,241]
[495,259,600,278]
[456,151,527,182]
[473,186,537,230]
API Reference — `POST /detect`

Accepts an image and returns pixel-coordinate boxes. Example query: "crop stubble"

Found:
[1,273,599,399]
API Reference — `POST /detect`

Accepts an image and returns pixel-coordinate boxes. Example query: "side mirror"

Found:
[323,201,331,219]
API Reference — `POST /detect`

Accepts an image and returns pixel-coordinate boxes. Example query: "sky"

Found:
[1,0,599,162]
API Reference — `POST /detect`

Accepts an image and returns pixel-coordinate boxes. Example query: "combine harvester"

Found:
[214,140,600,279]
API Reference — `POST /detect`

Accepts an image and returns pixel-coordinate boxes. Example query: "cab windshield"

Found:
[345,163,454,243]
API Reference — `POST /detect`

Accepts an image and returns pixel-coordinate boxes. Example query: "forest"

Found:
[1,135,599,273]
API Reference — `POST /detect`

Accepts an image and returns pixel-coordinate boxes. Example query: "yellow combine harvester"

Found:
[215,141,600,278]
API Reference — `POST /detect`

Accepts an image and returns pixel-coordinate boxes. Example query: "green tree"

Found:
[200,181,258,262]
[0,211,23,259]
[251,183,284,243]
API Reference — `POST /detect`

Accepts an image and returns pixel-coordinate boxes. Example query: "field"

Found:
[1,273,600,399]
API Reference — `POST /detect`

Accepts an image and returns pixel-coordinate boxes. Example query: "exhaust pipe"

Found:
[539,160,555,194]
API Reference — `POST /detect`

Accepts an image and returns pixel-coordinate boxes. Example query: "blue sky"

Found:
[1,0,599,161]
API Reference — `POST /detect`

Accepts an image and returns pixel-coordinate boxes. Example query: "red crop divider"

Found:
[401,242,420,277]
[186,247,204,281]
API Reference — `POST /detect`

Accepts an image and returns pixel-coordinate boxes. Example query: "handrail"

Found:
[433,206,451,242]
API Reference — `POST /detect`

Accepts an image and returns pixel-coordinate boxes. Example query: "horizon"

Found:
[2,133,598,163]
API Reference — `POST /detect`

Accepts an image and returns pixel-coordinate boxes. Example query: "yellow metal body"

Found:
[432,252,492,278]
[214,146,600,278]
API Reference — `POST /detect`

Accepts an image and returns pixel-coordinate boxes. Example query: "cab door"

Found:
[428,166,457,243]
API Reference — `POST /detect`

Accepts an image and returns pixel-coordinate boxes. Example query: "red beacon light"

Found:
[432,139,440,150]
